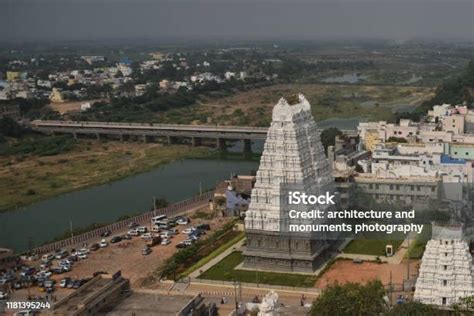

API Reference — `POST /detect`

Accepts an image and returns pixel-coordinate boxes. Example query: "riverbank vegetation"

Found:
[154,84,434,127]
[0,141,211,212]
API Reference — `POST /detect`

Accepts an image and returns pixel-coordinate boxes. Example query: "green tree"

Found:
[452,295,474,314]
[320,127,343,154]
[387,301,441,315]
[310,280,387,316]
[0,117,25,137]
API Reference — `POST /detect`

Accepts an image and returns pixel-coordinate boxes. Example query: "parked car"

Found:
[176,218,189,225]
[20,267,35,277]
[101,230,112,237]
[141,232,153,240]
[110,236,122,243]
[41,254,54,263]
[99,239,108,248]
[92,271,107,277]
[43,280,55,289]
[77,253,88,260]
[0,291,8,300]
[160,231,173,239]
[142,247,152,255]
[36,271,52,279]
[51,267,64,274]
[40,263,51,271]
[78,248,90,255]
[89,243,100,251]
[182,228,194,235]
[60,277,71,288]
[137,226,147,234]
[55,250,69,260]
[127,229,139,237]
[161,238,171,245]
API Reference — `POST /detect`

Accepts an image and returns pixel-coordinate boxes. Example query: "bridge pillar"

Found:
[167,136,178,145]
[143,135,153,143]
[191,137,202,147]
[95,133,100,140]
[216,138,225,150]
[243,139,252,153]
[72,132,77,140]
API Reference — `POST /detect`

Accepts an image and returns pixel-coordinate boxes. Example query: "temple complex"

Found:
[243,93,335,273]
[415,225,474,306]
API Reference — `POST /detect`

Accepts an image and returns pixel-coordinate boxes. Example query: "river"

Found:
[0,159,259,252]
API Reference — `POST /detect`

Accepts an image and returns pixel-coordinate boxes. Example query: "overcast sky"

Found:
[1,0,473,42]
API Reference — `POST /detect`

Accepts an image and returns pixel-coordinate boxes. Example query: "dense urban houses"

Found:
[243,94,336,273]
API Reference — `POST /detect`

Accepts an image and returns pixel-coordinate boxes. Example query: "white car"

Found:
[161,238,171,245]
[176,219,188,225]
[151,226,161,233]
[141,233,153,240]
[99,239,108,248]
[182,228,194,235]
[79,248,90,255]
[128,229,139,236]
[137,226,147,234]
[0,291,8,299]
[77,253,88,260]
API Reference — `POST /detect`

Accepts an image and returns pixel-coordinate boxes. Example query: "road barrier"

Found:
[26,191,214,256]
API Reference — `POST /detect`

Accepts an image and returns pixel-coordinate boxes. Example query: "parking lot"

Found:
[0,207,232,305]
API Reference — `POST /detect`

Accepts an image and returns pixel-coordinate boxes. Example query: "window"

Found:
[444,265,447,270]
[445,252,448,256]
[442,297,447,305]
[443,280,447,286]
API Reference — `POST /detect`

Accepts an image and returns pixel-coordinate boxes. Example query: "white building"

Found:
[415,225,474,307]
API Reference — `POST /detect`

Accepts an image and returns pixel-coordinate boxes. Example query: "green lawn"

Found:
[198,251,316,287]
[343,233,406,256]
[179,232,244,278]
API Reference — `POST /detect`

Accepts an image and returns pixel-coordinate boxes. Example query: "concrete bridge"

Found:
[30,120,357,152]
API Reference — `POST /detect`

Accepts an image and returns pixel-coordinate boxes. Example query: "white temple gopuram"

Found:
[414,225,474,306]
[243,93,336,273]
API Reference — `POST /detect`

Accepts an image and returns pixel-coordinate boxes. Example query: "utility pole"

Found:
[389,270,393,306]
[407,233,410,282]
[233,280,239,314]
